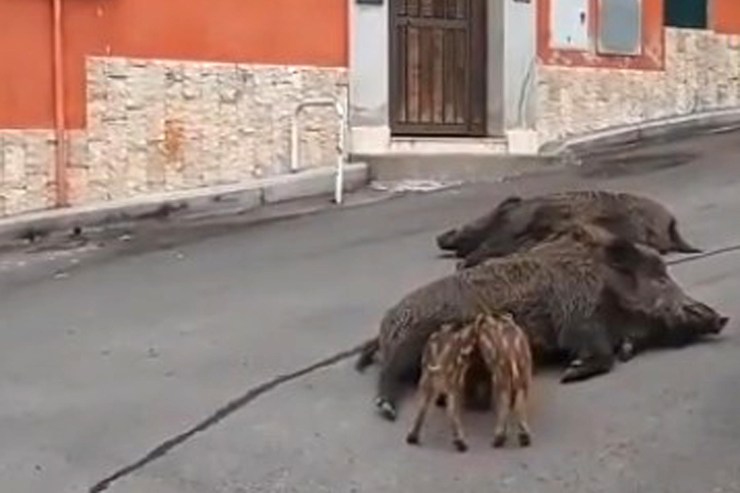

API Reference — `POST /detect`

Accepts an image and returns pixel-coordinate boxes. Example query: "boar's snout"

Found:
[715,316,730,333]
[436,229,459,250]
[682,302,728,335]
[660,301,730,347]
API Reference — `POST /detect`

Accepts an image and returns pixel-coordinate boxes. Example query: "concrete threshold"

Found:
[0,164,369,246]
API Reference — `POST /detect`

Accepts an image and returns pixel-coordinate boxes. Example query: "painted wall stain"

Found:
[162,118,185,169]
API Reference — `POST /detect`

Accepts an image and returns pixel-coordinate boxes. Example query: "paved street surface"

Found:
[2,129,740,493]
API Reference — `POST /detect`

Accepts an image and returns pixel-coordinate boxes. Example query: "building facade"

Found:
[350,0,740,154]
[536,0,740,146]
[0,0,348,217]
[2,0,740,218]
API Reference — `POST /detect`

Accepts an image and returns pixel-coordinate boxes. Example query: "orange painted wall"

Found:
[0,1,55,128]
[0,0,348,129]
[538,0,665,71]
[713,0,740,34]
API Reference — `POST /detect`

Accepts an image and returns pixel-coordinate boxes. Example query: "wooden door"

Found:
[389,0,487,136]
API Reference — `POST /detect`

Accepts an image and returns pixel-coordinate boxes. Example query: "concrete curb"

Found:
[540,107,740,156]
[0,164,368,245]
[354,153,563,185]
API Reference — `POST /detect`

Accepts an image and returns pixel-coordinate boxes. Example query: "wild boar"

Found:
[436,195,523,258]
[475,312,534,448]
[435,190,701,269]
[359,224,727,421]
[405,312,534,451]
[405,321,478,452]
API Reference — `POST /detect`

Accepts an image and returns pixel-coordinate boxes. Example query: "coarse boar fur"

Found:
[358,224,727,421]
[435,190,701,269]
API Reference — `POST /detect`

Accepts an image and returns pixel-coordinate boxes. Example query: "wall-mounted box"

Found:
[598,0,642,55]
[550,0,591,51]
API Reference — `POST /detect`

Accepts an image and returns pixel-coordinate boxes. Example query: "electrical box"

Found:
[550,0,591,51]
[598,0,642,55]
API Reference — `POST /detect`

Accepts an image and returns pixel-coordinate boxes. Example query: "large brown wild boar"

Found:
[435,190,701,268]
[358,224,727,421]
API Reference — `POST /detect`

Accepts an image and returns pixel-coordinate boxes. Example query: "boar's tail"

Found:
[669,220,702,254]
[354,336,380,372]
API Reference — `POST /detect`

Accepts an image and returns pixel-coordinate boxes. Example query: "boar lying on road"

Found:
[358,224,727,421]
[436,190,701,269]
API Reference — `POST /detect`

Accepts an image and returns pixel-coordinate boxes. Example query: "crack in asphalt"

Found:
[88,340,370,493]
[667,243,740,266]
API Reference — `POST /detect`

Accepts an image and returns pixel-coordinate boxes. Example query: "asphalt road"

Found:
[2,129,740,493]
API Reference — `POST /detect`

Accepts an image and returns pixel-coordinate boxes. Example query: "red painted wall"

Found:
[537,0,665,71]
[0,1,55,128]
[0,0,348,129]
[713,0,740,34]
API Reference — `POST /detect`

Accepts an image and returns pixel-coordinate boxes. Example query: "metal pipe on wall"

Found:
[52,0,69,207]
[290,98,348,204]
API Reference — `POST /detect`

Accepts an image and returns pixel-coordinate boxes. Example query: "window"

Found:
[664,0,707,29]
[598,0,642,56]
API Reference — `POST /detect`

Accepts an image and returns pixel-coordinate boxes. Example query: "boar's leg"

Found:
[560,322,616,384]
[513,389,532,447]
[492,385,513,448]
[375,336,425,421]
[613,331,651,362]
[406,379,436,446]
[616,338,636,362]
[447,392,469,453]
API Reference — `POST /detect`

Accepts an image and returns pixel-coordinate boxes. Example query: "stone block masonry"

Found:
[536,28,740,146]
[0,57,347,217]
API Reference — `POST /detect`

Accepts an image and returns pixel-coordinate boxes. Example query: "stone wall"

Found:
[0,131,57,216]
[0,57,347,217]
[536,28,740,146]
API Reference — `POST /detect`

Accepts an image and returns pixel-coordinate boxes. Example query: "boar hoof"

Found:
[375,397,398,421]
[561,359,611,384]
[617,340,636,362]
[406,433,420,446]
[518,432,532,448]
[492,434,507,448]
[453,439,469,453]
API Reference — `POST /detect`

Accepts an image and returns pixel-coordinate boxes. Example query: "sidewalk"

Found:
[0,164,369,248]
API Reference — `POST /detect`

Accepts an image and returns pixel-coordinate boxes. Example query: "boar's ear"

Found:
[497,195,523,212]
[605,237,643,273]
